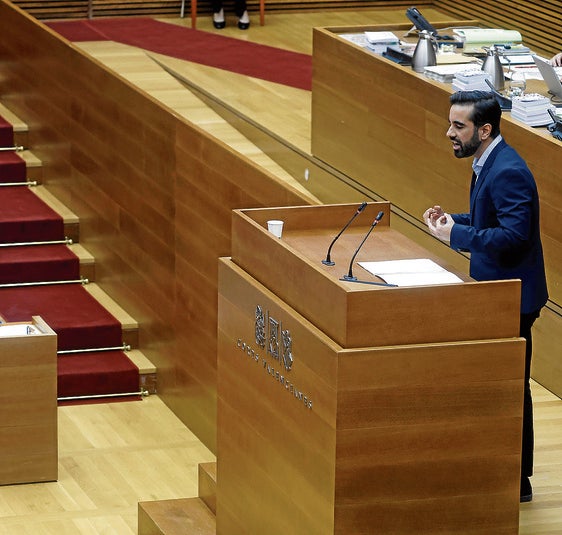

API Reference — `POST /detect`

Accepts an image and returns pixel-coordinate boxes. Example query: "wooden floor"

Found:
[0,396,215,534]
[1,8,561,534]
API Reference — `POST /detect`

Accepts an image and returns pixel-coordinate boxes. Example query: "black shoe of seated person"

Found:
[212,9,225,29]
[237,10,250,30]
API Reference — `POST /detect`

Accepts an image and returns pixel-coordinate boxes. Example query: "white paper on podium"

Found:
[358,258,463,287]
[0,324,38,337]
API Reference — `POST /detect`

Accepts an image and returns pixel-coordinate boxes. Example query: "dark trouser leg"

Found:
[234,0,247,18]
[211,0,222,13]
[520,310,540,479]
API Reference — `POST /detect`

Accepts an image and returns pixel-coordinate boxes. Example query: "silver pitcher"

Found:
[411,30,437,73]
[482,45,505,91]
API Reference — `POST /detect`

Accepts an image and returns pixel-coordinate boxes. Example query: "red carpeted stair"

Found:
[58,350,139,398]
[0,113,140,402]
[0,151,27,182]
[0,244,79,284]
[0,187,64,242]
[0,115,15,147]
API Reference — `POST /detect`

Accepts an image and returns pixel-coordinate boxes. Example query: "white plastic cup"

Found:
[267,220,284,238]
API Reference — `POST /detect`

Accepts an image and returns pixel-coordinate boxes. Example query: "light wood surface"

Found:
[0,395,215,534]
[0,6,561,533]
[0,383,558,533]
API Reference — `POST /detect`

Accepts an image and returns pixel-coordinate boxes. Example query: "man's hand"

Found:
[423,205,445,226]
[552,53,562,67]
[427,212,454,243]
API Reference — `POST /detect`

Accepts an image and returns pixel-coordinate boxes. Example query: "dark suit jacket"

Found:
[450,138,548,314]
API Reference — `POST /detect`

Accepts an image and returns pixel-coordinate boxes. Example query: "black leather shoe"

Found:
[237,10,250,30]
[213,9,225,29]
[520,476,532,503]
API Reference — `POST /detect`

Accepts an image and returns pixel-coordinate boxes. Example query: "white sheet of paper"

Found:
[358,258,463,286]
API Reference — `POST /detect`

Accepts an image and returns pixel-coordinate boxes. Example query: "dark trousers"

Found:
[520,310,541,479]
[211,0,247,17]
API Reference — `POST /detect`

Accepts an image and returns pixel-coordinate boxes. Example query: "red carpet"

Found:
[0,152,26,182]
[0,244,79,283]
[58,350,140,398]
[46,17,312,91]
[0,120,139,401]
[0,115,14,147]
[0,283,139,399]
[0,187,64,243]
[0,284,123,351]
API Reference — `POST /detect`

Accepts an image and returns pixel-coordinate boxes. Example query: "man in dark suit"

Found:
[423,90,548,503]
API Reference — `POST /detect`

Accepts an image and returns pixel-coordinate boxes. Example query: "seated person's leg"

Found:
[235,0,250,29]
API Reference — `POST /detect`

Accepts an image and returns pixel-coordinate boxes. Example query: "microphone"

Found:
[484,78,512,111]
[322,202,368,266]
[341,210,384,281]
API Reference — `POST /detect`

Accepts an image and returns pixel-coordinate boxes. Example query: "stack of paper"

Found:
[453,28,522,52]
[452,69,492,91]
[364,31,400,54]
[339,33,369,48]
[358,258,463,287]
[511,93,555,126]
[424,64,480,83]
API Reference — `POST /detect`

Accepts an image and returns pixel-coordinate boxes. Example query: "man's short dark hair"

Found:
[450,90,502,138]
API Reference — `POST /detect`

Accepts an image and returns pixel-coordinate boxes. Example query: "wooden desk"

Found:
[217,203,524,535]
[311,23,562,395]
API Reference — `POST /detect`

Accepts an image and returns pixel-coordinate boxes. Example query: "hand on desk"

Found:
[423,205,454,243]
[551,53,562,67]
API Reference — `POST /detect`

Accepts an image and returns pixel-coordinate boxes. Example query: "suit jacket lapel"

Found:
[469,139,506,221]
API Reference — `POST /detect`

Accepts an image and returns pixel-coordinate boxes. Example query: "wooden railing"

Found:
[11,0,432,21]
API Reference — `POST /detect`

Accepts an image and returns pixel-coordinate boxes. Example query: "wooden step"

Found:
[198,462,217,515]
[33,185,79,242]
[137,461,217,534]
[69,242,95,281]
[128,348,157,394]
[13,149,42,182]
[85,282,139,348]
[84,282,157,393]
[138,497,215,535]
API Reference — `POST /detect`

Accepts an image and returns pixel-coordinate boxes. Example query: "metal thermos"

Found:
[411,30,437,73]
[482,46,505,91]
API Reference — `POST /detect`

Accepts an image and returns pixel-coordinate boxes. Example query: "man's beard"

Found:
[452,128,481,158]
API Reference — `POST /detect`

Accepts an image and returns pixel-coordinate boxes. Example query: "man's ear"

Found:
[480,123,493,140]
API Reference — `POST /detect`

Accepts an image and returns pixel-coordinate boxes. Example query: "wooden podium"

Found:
[0,316,58,485]
[217,203,525,534]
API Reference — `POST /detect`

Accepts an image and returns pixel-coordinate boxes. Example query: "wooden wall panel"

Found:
[437,0,562,58]
[0,0,314,452]
[311,23,562,396]
[11,0,432,21]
